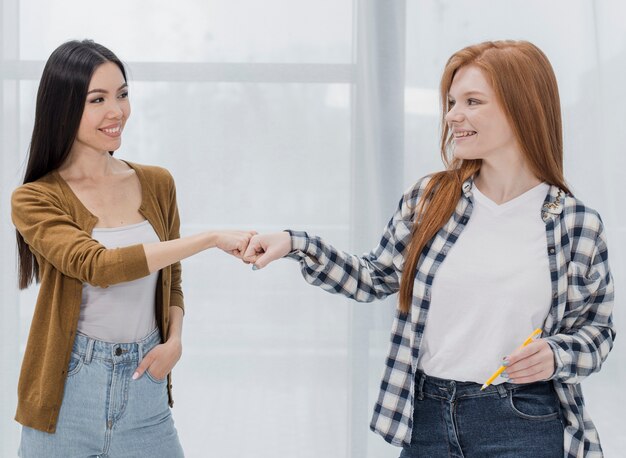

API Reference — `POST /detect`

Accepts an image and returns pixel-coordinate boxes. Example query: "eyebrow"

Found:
[448,90,488,99]
[87,83,128,95]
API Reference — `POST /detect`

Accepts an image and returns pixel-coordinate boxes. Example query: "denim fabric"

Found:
[19,328,184,458]
[400,371,563,458]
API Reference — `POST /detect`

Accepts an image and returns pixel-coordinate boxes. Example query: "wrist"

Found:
[206,231,220,249]
[166,336,182,346]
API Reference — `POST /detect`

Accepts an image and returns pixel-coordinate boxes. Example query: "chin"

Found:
[106,140,122,152]
[452,148,483,161]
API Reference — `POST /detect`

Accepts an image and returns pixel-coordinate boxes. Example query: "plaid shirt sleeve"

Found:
[545,213,616,384]
[285,183,422,302]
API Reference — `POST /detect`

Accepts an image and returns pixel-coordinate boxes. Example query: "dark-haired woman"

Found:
[12,40,254,457]
[241,40,615,458]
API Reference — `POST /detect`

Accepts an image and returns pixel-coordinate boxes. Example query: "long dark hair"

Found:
[17,40,127,289]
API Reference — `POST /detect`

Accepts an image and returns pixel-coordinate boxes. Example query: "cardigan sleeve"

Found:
[11,183,150,287]
[164,171,184,312]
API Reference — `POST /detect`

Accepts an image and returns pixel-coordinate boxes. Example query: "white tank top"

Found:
[418,182,552,384]
[77,220,159,343]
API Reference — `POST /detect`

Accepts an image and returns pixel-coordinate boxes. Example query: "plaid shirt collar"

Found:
[460,176,565,219]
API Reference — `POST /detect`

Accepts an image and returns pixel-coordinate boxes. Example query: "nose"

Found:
[444,103,464,124]
[106,99,125,119]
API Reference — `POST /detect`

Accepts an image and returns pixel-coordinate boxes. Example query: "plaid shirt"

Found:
[286,176,615,458]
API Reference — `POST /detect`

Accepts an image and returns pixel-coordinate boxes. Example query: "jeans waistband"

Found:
[415,369,548,401]
[72,328,161,364]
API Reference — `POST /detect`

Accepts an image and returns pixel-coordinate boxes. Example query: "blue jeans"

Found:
[400,371,564,458]
[19,328,184,458]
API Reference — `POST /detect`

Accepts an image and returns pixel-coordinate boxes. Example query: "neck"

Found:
[58,149,117,180]
[474,156,541,205]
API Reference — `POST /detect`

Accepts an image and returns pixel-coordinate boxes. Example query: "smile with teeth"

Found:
[99,125,122,137]
[454,131,477,138]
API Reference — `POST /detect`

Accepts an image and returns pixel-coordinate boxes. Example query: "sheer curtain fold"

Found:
[1,0,22,456]
[350,1,405,456]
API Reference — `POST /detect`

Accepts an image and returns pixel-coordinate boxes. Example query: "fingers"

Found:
[241,232,292,268]
[218,231,257,259]
[132,352,155,380]
[253,249,280,269]
[504,340,555,384]
[132,342,182,381]
[243,236,264,262]
[506,341,543,367]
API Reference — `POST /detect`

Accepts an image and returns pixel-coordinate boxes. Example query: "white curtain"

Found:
[1,1,624,457]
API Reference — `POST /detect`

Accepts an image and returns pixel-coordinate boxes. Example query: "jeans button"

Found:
[115,347,122,356]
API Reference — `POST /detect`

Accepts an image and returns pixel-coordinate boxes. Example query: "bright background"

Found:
[1,1,624,457]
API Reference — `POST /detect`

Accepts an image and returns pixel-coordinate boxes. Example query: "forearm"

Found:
[167,305,184,343]
[545,324,615,383]
[287,231,400,302]
[143,232,218,273]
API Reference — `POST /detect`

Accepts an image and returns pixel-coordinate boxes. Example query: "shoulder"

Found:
[11,173,63,207]
[558,193,609,263]
[402,174,436,207]
[125,161,175,185]
[560,193,605,236]
[124,161,177,200]
[388,174,439,222]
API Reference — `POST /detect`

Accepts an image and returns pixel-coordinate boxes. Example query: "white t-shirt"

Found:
[417,182,552,384]
[78,220,159,343]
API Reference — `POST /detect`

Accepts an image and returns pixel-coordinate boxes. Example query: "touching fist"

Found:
[243,232,292,269]
[215,230,257,259]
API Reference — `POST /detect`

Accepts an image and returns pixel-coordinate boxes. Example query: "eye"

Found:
[467,98,480,106]
[89,97,104,103]
[447,99,456,107]
[118,91,129,99]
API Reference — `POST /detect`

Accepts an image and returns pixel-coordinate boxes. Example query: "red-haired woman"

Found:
[242,41,614,458]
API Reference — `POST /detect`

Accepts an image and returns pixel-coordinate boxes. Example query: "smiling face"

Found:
[72,61,130,155]
[445,65,520,162]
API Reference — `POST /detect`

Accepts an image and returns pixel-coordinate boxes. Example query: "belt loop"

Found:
[416,372,425,401]
[496,384,508,398]
[84,338,95,364]
[138,340,144,363]
[448,381,457,401]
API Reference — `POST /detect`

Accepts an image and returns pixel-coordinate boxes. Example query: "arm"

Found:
[243,186,418,303]
[12,184,253,287]
[132,173,185,380]
[542,221,615,384]
[133,306,184,381]
[505,219,615,384]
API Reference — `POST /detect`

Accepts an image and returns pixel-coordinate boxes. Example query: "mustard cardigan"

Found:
[11,161,184,433]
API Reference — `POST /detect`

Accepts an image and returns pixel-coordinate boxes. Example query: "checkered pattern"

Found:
[286,176,615,458]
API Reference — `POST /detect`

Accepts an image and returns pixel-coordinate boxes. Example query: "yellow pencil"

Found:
[480,328,543,390]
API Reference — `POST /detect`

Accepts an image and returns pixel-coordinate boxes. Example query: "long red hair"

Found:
[398,40,571,314]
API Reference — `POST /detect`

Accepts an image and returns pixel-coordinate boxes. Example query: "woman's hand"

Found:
[215,230,257,259]
[243,232,292,269]
[132,338,182,381]
[503,339,555,384]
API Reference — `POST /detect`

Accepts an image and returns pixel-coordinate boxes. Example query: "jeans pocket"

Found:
[508,383,560,421]
[66,352,84,377]
[145,369,167,384]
